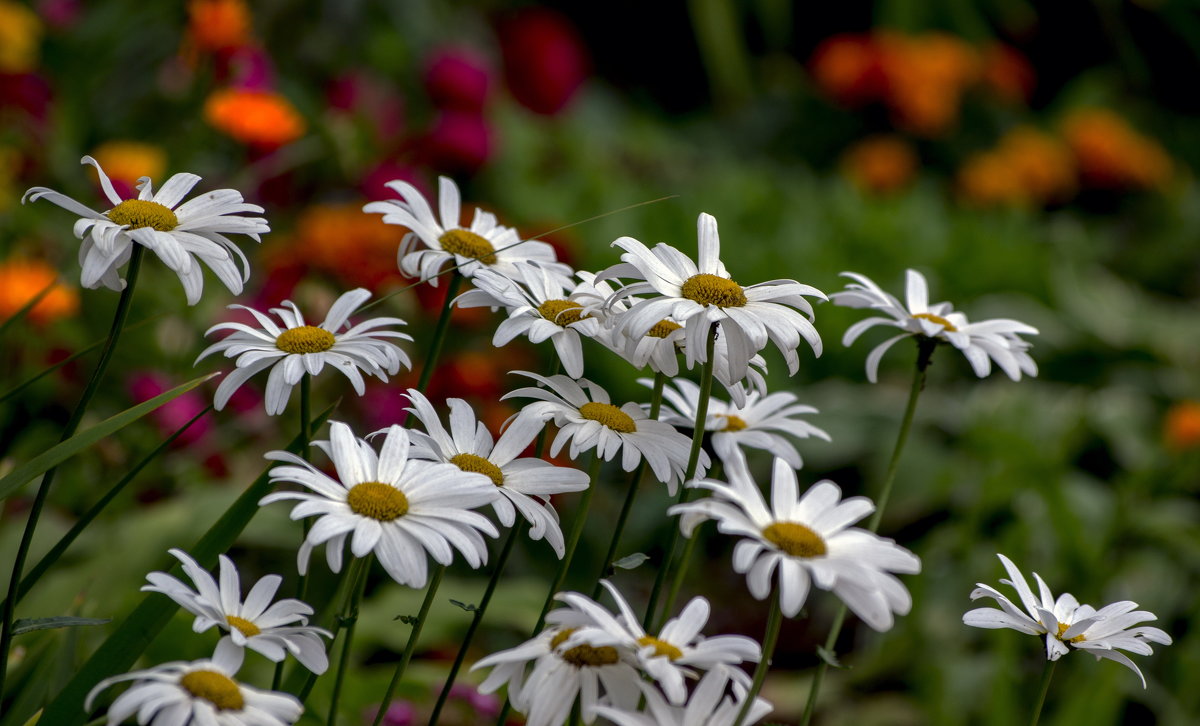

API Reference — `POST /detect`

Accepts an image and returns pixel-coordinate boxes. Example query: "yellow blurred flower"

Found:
[1165,401,1200,452]
[841,136,917,195]
[188,0,253,52]
[0,0,42,73]
[1062,109,1172,190]
[0,259,79,325]
[89,141,168,188]
[293,203,407,290]
[204,88,305,148]
[958,127,1074,207]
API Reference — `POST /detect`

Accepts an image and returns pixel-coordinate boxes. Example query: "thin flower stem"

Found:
[426,523,523,726]
[327,557,371,726]
[644,328,717,631]
[415,271,464,393]
[1029,659,1056,726]
[590,371,667,599]
[0,244,145,697]
[734,592,783,726]
[799,342,933,726]
[278,376,314,691]
[372,564,447,726]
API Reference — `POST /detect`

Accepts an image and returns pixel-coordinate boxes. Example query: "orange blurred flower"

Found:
[1165,401,1200,452]
[187,0,252,52]
[958,150,1025,207]
[0,259,79,324]
[293,203,408,291]
[841,136,917,195]
[981,44,1035,104]
[204,88,304,148]
[89,141,167,188]
[958,127,1074,207]
[1062,109,1172,190]
[0,0,42,73]
[810,34,884,106]
[879,33,979,136]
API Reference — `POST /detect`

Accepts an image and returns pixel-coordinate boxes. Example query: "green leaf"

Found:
[0,373,218,502]
[449,599,477,612]
[816,645,849,669]
[612,553,649,570]
[12,617,110,636]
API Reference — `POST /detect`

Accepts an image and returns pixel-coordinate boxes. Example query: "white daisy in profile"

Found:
[142,549,331,674]
[670,454,920,628]
[592,664,773,726]
[651,378,830,470]
[23,155,268,305]
[556,580,761,705]
[963,553,1172,687]
[503,372,701,491]
[600,212,825,384]
[196,287,412,415]
[455,263,601,378]
[85,646,302,726]
[831,269,1039,383]
[401,388,589,557]
[261,422,498,587]
[363,175,571,285]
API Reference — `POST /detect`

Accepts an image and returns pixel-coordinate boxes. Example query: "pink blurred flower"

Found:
[36,0,80,29]
[363,701,416,726]
[449,684,500,717]
[425,47,491,113]
[0,72,52,121]
[497,8,589,115]
[423,110,492,173]
[215,45,275,90]
[327,71,405,142]
[360,160,426,203]
[127,372,212,448]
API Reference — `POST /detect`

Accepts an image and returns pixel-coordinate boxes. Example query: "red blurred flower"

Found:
[0,72,52,121]
[423,110,492,173]
[981,43,1034,105]
[497,8,589,115]
[425,46,492,113]
[810,34,885,107]
[1165,401,1200,452]
[360,161,427,203]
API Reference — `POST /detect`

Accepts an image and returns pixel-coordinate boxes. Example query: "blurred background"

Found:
[2,0,1199,724]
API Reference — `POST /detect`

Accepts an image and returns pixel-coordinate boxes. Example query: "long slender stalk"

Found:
[0,244,145,697]
[372,565,446,726]
[643,328,717,631]
[278,377,315,690]
[733,591,782,726]
[416,271,463,393]
[426,524,522,726]
[799,342,933,726]
[590,372,666,599]
[1028,659,1056,726]
[326,557,370,726]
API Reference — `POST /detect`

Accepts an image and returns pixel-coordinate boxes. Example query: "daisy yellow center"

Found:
[912,312,957,332]
[718,414,748,432]
[438,229,497,264]
[275,326,337,354]
[105,199,179,231]
[225,615,260,638]
[762,521,827,558]
[179,670,244,711]
[346,481,408,521]
[637,635,683,661]
[1056,621,1086,643]
[680,273,747,308]
[579,402,637,434]
[450,453,504,487]
[551,628,620,668]
[537,299,587,327]
[646,319,682,338]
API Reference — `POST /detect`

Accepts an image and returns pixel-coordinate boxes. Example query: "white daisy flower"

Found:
[455,263,602,378]
[260,422,499,587]
[651,378,830,470]
[555,580,761,705]
[600,212,825,384]
[85,646,302,726]
[401,388,589,557]
[831,269,1039,383]
[963,553,1172,687]
[502,372,701,491]
[142,549,331,674]
[23,155,268,305]
[196,287,412,415]
[591,664,773,726]
[670,454,920,628]
[363,175,572,286]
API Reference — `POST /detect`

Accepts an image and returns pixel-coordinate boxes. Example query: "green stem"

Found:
[1029,659,1056,726]
[734,592,783,726]
[426,524,523,726]
[372,565,446,726]
[799,343,932,726]
[326,557,370,726]
[415,271,464,394]
[0,244,145,698]
[280,377,314,690]
[590,372,666,599]
[644,328,717,631]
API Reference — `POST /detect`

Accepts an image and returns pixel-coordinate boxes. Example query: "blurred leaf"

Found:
[448,600,477,612]
[613,553,649,570]
[12,617,110,636]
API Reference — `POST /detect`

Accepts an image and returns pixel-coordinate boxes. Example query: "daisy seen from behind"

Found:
[85,645,302,726]
[142,549,330,674]
[591,664,773,726]
[670,453,920,628]
[601,212,825,384]
[963,553,1172,687]
[831,269,1039,383]
[402,388,589,557]
[503,371,700,491]
[23,155,268,304]
[261,421,499,587]
[196,287,412,415]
